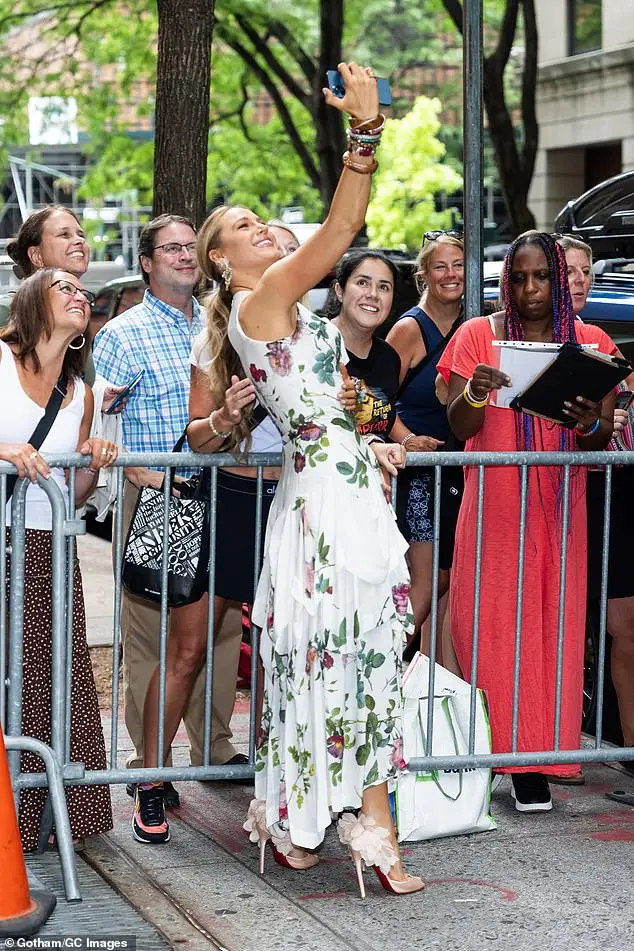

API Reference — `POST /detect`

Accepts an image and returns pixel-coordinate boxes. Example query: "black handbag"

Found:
[121,429,211,607]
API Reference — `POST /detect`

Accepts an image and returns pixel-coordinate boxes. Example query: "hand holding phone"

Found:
[104,369,145,415]
[326,69,392,106]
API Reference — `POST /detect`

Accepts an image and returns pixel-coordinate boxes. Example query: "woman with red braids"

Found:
[439,232,617,812]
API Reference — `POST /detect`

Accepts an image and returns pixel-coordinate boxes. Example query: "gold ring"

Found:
[101,447,108,456]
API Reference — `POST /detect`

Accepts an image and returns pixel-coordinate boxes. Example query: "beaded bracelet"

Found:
[463,380,489,409]
[208,410,232,439]
[401,433,416,448]
[576,418,600,437]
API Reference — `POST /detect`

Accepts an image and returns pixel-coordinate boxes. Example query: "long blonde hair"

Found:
[197,205,253,454]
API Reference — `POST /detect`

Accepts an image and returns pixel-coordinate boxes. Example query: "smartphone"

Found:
[615,390,634,410]
[326,70,392,107]
[104,369,145,414]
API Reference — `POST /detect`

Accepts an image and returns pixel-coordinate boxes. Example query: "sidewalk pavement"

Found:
[78,532,115,647]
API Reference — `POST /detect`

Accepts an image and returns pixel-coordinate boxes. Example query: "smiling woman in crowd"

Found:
[0,267,118,850]
[386,233,465,656]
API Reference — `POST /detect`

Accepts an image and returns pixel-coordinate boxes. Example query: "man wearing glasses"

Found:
[93,215,246,832]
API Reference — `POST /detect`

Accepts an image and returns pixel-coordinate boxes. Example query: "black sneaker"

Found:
[510,773,552,813]
[132,784,170,844]
[127,780,181,810]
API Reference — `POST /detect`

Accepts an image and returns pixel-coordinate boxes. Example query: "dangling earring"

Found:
[68,334,85,351]
[221,260,232,292]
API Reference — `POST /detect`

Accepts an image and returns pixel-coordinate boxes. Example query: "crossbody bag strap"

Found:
[396,308,464,402]
[6,374,67,503]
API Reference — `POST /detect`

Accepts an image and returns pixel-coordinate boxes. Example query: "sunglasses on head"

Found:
[423,230,464,245]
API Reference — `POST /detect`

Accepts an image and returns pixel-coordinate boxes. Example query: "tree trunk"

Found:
[153,0,215,226]
[483,59,537,235]
[314,0,346,209]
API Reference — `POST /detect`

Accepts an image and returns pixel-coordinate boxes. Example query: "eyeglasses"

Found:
[49,279,95,306]
[423,230,464,245]
[153,242,197,256]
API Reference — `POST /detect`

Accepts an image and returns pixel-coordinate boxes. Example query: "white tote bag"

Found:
[392,652,497,842]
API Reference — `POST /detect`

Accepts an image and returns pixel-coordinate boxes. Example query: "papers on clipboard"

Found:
[492,340,599,408]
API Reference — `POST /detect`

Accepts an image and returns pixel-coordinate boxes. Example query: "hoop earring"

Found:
[222,261,232,292]
[68,334,85,351]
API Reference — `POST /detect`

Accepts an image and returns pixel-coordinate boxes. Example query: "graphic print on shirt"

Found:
[354,380,394,436]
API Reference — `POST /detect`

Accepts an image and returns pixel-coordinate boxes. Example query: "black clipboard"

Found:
[510,342,632,428]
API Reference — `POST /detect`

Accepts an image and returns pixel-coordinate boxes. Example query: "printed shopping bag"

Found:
[392,652,496,841]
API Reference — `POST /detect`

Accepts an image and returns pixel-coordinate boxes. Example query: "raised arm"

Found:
[241,63,381,337]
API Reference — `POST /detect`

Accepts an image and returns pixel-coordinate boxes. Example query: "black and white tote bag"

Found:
[121,430,211,607]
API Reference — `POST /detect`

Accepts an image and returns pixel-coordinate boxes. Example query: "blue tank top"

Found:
[396,306,455,441]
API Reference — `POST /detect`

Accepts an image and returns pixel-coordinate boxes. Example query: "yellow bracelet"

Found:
[462,382,489,409]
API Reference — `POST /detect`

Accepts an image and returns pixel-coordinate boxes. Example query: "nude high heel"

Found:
[243,799,319,873]
[337,812,425,898]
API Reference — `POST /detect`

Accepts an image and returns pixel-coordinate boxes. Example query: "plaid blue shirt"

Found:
[93,289,204,472]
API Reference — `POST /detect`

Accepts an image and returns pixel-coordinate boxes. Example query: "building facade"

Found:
[529,0,634,229]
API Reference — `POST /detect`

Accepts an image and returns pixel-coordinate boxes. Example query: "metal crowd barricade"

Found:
[1,448,633,895]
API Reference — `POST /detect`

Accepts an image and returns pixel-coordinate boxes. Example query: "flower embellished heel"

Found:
[337,813,425,898]
[243,799,319,873]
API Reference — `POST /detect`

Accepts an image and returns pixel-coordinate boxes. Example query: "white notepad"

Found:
[491,340,599,408]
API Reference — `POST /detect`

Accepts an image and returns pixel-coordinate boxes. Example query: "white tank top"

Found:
[0,340,85,529]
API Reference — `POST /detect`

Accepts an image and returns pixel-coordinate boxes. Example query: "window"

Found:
[568,0,602,56]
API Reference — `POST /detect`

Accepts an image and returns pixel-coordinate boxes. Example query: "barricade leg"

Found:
[0,729,57,936]
[7,736,81,903]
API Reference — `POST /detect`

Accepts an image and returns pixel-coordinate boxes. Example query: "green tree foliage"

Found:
[366,96,462,250]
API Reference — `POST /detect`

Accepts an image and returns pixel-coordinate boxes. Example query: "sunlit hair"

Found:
[502,231,577,453]
[196,205,253,454]
[6,205,83,279]
[0,268,89,384]
[324,249,399,320]
[415,234,464,295]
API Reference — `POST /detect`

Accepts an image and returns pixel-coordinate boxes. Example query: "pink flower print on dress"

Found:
[266,341,293,376]
[327,734,344,759]
[279,785,288,821]
[294,452,306,473]
[249,363,267,383]
[390,737,406,770]
[297,423,324,442]
[305,560,315,597]
[323,650,334,669]
[305,646,318,674]
[391,583,411,616]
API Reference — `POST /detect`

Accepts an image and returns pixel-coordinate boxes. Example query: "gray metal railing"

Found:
[1,450,632,861]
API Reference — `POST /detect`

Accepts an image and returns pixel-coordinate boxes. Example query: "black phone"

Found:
[615,390,634,410]
[326,70,392,107]
[104,369,145,415]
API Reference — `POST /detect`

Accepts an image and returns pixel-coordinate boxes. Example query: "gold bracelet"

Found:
[462,382,489,409]
[342,151,378,175]
[208,410,231,439]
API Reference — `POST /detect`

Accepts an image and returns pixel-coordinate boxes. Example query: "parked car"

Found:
[90,274,145,338]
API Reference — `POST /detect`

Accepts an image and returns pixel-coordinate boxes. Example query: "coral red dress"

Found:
[439,317,617,774]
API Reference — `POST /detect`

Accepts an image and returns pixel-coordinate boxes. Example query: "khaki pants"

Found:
[119,482,243,768]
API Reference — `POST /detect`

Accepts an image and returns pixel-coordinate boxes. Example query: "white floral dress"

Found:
[228,292,414,849]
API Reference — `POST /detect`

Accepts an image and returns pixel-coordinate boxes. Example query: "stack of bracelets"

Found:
[343,113,385,175]
[462,378,489,408]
